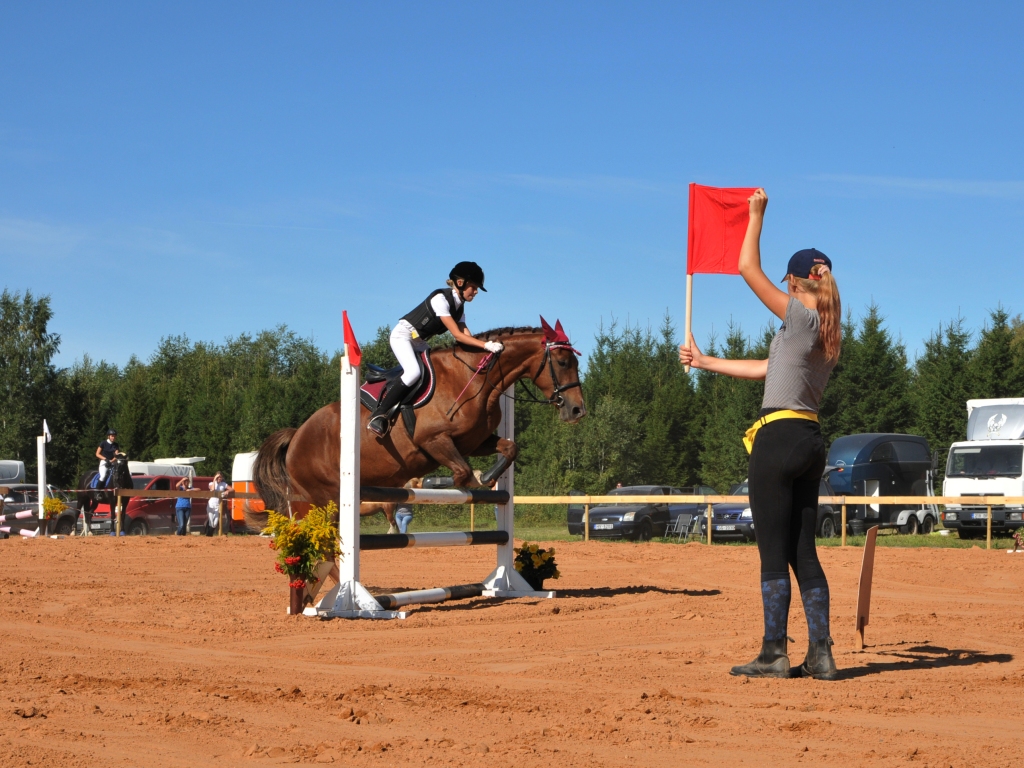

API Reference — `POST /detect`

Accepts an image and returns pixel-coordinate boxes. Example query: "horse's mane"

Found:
[441,326,543,347]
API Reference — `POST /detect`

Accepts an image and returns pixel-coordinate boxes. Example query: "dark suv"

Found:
[568,485,672,541]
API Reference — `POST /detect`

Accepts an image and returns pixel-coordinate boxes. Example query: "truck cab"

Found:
[941,398,1024,539]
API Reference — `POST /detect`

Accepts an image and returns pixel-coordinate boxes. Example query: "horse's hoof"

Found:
[387,525,397,535]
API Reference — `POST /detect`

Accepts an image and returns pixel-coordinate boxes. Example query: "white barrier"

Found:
[312,321,552,619]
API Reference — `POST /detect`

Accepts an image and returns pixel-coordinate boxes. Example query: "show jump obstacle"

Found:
[310,315,554,619]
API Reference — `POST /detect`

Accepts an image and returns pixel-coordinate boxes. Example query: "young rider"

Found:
[679,189,842,681]
[94,429,121,486]
[368,261,504,437]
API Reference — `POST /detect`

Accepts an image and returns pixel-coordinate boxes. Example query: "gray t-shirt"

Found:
[761,298,835,412]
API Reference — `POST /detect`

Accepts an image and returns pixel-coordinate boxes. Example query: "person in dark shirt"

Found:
[94,429,121,485]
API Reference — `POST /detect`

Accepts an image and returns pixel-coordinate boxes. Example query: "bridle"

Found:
[512,342,582,408]
[449,341,582,412]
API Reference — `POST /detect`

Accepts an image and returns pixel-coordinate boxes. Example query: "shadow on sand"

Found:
[836,642,1012,680]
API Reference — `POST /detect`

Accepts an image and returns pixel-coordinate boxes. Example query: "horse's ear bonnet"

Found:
[539,316,580,355]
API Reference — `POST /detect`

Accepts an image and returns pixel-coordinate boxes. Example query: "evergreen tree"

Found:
[969,308,1023,398]
[912,318,973,476]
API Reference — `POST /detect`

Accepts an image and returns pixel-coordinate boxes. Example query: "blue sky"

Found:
[3,2,1023,368]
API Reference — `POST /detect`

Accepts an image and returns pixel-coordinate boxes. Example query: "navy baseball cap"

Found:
[781,248,832,281]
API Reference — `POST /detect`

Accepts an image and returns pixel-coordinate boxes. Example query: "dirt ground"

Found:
[1,535,1022,768]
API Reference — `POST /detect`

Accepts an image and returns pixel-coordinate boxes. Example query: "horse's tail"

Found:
[251,428,296,532]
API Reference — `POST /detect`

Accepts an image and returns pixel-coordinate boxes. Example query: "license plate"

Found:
[716,525,737,531]
[593,524,614,530]
[971,513,990,520]
[90,524,101,529]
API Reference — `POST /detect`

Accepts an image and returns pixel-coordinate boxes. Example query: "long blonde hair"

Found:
[791,264,841,362]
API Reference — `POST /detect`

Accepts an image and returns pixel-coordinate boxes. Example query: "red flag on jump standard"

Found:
[342,311,362,368]
[686,183,759,275]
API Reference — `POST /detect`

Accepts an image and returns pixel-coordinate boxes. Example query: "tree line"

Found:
[3,288,1023,492]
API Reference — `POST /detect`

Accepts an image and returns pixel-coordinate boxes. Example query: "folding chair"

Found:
[666,513,694,542]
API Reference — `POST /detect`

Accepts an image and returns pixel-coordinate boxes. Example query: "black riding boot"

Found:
[367,380,413,437]
[730,637,790,678]
[798,638,838,680]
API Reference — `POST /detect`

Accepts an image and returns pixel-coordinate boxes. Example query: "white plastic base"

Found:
[315,579,408,620]
[481,565,556,599]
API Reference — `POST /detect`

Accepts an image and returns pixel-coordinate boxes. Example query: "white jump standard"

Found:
[313,320,554,619]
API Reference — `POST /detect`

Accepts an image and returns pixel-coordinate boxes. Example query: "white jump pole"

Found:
[36,435,46,531]
[315,317,405,619]
[482,385,554,598]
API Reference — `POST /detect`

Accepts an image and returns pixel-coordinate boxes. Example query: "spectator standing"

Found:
[175,476,193,536]
[206,472,231,536]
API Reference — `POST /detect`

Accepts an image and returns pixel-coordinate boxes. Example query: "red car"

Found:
[88,475,216,536]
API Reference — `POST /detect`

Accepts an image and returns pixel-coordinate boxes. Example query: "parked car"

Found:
[698,477,842,542]
[825,433,938,534]
[86,475,215,535]
[0,484,80,536]
[570,485,672,541]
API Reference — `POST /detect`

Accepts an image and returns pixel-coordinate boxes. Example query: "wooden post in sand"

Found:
[855,525,879,650]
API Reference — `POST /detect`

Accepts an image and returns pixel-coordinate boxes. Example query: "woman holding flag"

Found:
[679,188,842,680]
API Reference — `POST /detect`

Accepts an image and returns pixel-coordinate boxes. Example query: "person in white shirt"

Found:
[205,471,231,536]
[367,261,503,437]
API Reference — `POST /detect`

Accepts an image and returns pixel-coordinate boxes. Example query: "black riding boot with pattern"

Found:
[367,380,412,437]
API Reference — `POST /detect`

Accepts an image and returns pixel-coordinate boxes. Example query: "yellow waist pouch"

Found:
[743,410,819,454]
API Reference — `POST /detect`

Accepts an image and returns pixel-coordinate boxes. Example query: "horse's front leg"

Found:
[467,434,518,486]
[418,433,479,488]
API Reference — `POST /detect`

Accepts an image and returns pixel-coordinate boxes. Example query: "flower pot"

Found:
[523,573,545,591]
[289,584,305,615]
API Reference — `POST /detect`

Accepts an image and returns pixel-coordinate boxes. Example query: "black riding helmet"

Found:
[450,261,486,292]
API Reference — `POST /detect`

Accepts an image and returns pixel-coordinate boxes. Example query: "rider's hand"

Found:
[748,188,768,218]
[678,333,705,369]
[484,341,504,354]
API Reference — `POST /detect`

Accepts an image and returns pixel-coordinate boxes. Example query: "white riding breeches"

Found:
[98,461,110,481]
[390,322,428,387]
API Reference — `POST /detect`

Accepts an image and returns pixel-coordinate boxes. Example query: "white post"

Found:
[338,342,360,585]
[36,436,46,528]
[483,384,554,598]
[315,322,404,619]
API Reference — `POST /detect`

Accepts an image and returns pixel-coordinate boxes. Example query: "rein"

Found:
[448,341,581,415]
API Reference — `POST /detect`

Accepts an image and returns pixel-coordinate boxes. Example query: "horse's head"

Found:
[535,317,586,424]
[112,453,132,488]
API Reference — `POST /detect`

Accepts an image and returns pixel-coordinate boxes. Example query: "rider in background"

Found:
[368,261,504,437]
[94,429,121,486]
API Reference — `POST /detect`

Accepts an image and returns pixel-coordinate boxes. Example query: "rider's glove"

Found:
[484,341,504,354]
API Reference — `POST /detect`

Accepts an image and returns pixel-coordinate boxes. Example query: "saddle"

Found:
[359,349,437,437]
[89,470,113,490]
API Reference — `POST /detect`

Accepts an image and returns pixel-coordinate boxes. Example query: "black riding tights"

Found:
[748,418,828,586]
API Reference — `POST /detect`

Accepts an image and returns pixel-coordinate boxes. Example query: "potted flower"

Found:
[513,542,560,591]
[263,502,341,614]
[41,496,67,536]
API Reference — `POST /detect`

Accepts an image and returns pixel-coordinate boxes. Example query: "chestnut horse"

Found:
[249,323,586,529]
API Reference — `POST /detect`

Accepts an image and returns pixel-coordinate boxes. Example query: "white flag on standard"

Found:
[43,420,51,443]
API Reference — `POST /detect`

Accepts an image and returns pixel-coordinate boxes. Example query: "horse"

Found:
[76,453,133,523]
[250,321,586,529]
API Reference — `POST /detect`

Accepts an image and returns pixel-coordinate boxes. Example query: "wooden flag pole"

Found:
[683,274,693,373]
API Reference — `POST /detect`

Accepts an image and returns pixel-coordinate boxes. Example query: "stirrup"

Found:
[367,414,391,437]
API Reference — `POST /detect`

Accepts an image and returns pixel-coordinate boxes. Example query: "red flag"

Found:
[686,183,759,275]
[342,311,362,368]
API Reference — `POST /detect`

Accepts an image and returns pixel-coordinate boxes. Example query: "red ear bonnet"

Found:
[539,316,580,355]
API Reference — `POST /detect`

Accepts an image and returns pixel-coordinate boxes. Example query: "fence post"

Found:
[706,501,713,545]
[115,495,122,536]
[987,504,992,550]
[584,504,590,541]
[841,502,847,547]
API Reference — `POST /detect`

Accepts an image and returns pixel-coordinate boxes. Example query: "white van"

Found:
[0,460,26,484]
[942,398,1024,539]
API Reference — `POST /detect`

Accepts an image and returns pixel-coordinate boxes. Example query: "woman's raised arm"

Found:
[739,189,789,321]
